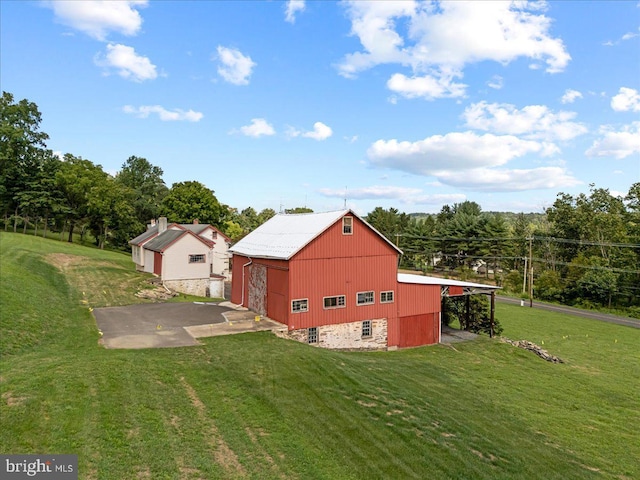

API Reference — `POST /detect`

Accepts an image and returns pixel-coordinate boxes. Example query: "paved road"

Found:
[496,295,640,329]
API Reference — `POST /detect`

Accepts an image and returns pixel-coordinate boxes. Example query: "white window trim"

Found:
[323,295,346,309]
[308,327,318,344]
[291,298,309,313]
[356,291,375,306]
[380,291,395,304]
[342,216,353,235]
[362,320,372,338]
[189,254,206,264]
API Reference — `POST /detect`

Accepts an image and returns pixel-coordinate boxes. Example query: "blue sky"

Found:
[2,1,639,215]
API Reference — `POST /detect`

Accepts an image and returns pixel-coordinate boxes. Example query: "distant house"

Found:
[229,210,498,350]
[129,217,231,298]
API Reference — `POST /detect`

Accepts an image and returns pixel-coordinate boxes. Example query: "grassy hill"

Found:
[1,232,638,479]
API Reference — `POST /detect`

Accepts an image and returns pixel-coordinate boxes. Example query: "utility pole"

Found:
[522,255,528,293]
[528,236,533,307]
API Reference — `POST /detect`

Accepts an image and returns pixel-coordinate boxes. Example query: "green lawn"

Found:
[1,232,638,479]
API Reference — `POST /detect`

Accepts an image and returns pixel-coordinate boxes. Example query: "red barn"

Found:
[229,210,496,349]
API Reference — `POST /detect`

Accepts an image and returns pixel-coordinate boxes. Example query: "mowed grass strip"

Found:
[1,232,638,479]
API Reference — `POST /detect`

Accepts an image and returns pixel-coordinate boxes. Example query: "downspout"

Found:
[241,257,253,306]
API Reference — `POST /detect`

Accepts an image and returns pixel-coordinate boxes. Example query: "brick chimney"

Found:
[193,219,199,225]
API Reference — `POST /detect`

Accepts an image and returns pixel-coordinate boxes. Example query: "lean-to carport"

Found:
[397,274,501,338]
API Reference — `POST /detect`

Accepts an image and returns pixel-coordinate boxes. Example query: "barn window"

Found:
[292,299,308,313]
[357,291,374,305]
[189,254,206,263]
[308,327,318,344]
[323,295,346,309]
[362,320,372,338]
[342,217,353,235]
[380,291,394,303]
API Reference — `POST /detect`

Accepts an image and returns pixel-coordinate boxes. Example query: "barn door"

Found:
[248,264,267,316]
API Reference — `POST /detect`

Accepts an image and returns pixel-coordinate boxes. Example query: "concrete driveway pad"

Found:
[94,303,232,349]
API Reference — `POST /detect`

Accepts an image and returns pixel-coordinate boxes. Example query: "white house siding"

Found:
[143,248,155,274]
[162,234,211,282]
[211,238,230,278]
[132,245,144,271]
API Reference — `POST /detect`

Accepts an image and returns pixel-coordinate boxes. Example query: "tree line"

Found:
[2,91,638,313]
[0,92,275,249]
[363,189,639,313]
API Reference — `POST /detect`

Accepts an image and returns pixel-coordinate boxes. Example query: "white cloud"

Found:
[45,0,147,41]
[487,75,504,90]
[285,0,305,23]
[287,122,333,141]
[561,89,583,104]
[338,1,570,99]
[434,167,581,191]
[387,72,467,100]
[237,118,275,138]
[603,27,640,46]
[463,101,588,141]
[94,43,157,82]
[304,122,333,140]
[586,121,640,159]
[319,185,422,199]
[611,87,640,112]
[123,105,203,122]
[318,185,465,205]
[216,46,256,85]
[367,131,557,176]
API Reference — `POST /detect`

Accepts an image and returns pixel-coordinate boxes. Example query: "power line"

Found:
[397,234,640,248]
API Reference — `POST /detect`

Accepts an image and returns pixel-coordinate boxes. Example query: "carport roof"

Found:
[398,273,500,296]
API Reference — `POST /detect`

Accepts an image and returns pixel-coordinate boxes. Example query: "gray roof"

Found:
[179,224,209,235]
[143,230,186,253]
[229,209,402,260]
[129,225,159,246]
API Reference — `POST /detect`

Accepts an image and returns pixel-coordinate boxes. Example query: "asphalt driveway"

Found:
[94,301,284,349]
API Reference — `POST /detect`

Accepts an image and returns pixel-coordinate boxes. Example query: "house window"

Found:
[212,231,217,239]
[292,299,308,313]
[342,216,353,235]
[380,291,394,303]
[189,254,206,263]
[323,295,346,309]
[308,327,318,344]
[357,291,374,305]
[362,320,372,338]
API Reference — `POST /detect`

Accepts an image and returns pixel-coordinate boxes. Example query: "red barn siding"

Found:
[448,286,464,296]
[398,313,439,347]
[295,215,399,261]
[287,255,399,330]
[267,267,289,323]
[397,282,441,317]
[230,254,289,316]
[387,317,400,347]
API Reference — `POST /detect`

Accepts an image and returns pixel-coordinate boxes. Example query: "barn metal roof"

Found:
[398,273,500,296]
[229,209,402,260]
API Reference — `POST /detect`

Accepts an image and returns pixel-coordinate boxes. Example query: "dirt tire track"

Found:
[180,377,247,478]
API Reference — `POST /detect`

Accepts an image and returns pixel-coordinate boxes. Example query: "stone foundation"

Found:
[280,319,388,350]
[164,277,224,298]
